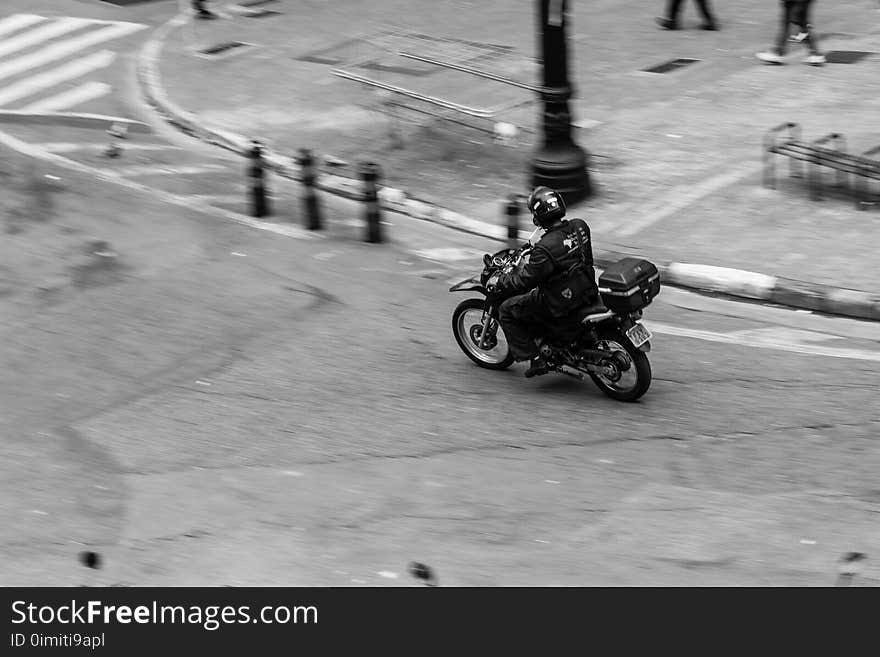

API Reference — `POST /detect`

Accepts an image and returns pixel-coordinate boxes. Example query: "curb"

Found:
[135,12,880,323]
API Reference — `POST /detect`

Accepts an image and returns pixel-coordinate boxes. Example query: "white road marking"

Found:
[727,328,844,343]
[613,162,760,237]
[0,17,92,59]
[39,142,181,153]
[660,286,880,342]
[176,193,243,203]
[0,21,147,82]
[20,81,110,112]
[0,129,319,240]
[0,50,115,107]
[112,164,229,177]
[0,14,47,38]
[412,247,488,262]
[647,321,880,362]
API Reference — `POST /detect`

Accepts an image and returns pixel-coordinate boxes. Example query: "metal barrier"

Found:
[810,133,848,200]
[763,123,880,209]
[858,145,880,210]
[397,51,542,93]
[762,122,802,188]
[332,69,495,118]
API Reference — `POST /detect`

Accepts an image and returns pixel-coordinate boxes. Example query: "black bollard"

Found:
[297,148,323,230]
[505,194,520,249]
[248,140,269,218]
[360,162,383,243]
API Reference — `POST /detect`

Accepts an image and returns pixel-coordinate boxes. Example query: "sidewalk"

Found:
[141,0,880,319]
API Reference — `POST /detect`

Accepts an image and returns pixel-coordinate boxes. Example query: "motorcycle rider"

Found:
[492,186,600,378]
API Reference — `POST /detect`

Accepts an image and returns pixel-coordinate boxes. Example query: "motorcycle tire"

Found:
[588,329,652,402]
[451,298,514,370]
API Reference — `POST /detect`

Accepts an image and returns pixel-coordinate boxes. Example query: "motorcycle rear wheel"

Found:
[588,330,652,402]
[452,298,514,370]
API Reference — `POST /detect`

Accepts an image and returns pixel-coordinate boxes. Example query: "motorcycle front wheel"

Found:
[452,298,514,370]
[588,330,652,402]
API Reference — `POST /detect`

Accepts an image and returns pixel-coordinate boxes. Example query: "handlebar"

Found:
[481,228,540,291]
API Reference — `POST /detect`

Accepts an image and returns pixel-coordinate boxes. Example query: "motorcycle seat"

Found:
[576,298,612,324]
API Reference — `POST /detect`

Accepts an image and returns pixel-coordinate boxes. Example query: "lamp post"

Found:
[530,0,592,202]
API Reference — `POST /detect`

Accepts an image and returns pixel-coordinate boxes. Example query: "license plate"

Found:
[626,322,652,348]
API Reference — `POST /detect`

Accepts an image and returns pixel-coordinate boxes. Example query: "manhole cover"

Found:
[642,58,700,74]
[825,51,874,64]
[198,41,255,57]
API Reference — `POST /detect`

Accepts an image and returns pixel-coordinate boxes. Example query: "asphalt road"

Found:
[0,0,878,587]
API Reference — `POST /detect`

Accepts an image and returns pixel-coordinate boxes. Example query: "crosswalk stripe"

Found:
[0,21,146,82]
[20,81,110,113]
[0,14,47,38]
[0,17,93,60]
[39,142,182,153]
[0,50,116,107]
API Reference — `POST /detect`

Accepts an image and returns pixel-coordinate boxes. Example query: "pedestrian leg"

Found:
[799,0,822,56]
[775,1,797,55]
[657,0,683,29]
[667,0,683,22]
[694,0,718,29]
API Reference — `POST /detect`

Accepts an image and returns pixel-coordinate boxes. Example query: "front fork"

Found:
[477,305,497,349]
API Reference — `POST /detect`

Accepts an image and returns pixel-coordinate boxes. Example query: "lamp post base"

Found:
[530,142,592,203]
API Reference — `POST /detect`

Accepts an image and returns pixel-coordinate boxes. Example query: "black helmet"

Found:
[527,186,566,228]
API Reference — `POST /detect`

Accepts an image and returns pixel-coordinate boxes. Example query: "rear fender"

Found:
[598,315,651,351]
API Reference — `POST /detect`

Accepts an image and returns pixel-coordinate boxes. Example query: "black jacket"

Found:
[498,218,598,316]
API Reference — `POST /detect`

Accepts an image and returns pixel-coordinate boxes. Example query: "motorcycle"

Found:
[449,230,660,402]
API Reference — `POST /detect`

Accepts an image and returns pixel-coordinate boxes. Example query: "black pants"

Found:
[498,289,557,362]
[775,0,820,55]
[666,0,715,24]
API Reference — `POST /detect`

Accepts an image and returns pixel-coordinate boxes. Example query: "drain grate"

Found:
[198,41,255,57]
[244,9,281,18]
[825,51,874,64]
[642,58,700,74]
[99,0,168,5]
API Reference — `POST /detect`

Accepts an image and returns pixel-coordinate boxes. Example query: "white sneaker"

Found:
[805,53,826,66]
[756,51,785,65]
[789,32,808,43]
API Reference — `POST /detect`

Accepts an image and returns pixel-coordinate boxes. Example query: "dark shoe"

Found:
[700,20,718,31]
[655,17,679,30]
[524,356,550,378]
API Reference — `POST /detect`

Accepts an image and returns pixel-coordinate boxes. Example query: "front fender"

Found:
[449,277,488,295]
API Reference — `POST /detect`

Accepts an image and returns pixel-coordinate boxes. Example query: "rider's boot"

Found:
[524,356,550,378]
